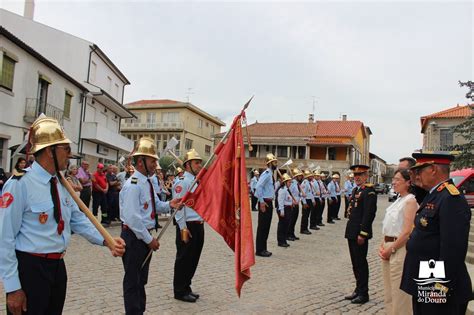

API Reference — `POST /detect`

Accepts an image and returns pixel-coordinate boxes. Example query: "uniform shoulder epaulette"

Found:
[446,183,460,195]
[11,169,26,180]
[131,177,138,184]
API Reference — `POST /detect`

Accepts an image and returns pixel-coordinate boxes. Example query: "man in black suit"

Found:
[400,152,472,314]
[344,164,377,304]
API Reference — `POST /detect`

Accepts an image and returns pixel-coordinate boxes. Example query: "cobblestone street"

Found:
[1,196,391,314]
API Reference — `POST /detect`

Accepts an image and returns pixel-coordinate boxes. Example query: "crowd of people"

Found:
[249,153,472,314]
[0,115,472,315]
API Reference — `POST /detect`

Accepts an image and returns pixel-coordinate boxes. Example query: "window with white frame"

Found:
[185,138,193,150]
[63,90,73,119]
[439,128,453,150]
[146,112,156,127]
[162,112,179,122]
[0,53,17,91]
[198,119,203,128]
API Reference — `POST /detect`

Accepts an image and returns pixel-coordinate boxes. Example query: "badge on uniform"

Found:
[0,192,14,208]
[144,202,148,210]
[64,197,73,207]
[39,212,48,224]
[420,217,428,227]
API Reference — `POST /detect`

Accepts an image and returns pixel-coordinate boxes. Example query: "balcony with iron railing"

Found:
[121,121,184,131]
[24,98,64,124]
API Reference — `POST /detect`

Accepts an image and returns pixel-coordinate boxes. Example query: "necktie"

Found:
[147,178,159,231]
[50,177,64,235]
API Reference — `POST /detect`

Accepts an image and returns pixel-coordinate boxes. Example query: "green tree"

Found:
[452,81,474,169]
[452,109,473,169]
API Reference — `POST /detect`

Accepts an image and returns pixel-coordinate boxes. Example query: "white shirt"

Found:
[382,193,416,237]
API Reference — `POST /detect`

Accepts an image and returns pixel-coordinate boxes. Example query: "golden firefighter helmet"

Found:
[281,173,292,183]
[130,137,159,160]
[292,168,303,177]
[183,149,203,165]
[265,153,278,165]
[28,116,71,154]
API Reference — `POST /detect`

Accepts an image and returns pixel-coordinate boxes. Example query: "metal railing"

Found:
[24,98,64,124]
[121,121,184,130]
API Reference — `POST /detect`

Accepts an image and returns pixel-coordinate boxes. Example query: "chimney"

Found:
[342,114,347,121]
[308,113,314,123]
[24,0,35,20]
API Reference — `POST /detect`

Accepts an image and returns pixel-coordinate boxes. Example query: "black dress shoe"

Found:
[351,295,369,304]
[300,230,312,235]
[189,292,200,299]
[327,221,335,224]
[344,292,358,300]
[335,217,341,220]
[293,236,300,240]
[174,294,197,303]
[256,251,272,257]
[317,223,325,227]
[309,226,320,230]
[287,236,296,241]
[278,243,290,247]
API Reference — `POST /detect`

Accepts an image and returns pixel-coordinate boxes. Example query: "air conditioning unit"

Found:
[97,144,109,156]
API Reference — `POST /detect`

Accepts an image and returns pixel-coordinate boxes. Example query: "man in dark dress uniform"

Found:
[344,164,377,304]
[400,152,472,315]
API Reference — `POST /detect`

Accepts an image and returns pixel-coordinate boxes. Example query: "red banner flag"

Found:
[182,112,255,296]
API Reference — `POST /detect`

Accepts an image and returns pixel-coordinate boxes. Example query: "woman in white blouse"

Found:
[379,169,418,315]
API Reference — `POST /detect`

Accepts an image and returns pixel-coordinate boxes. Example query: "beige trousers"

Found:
[381,241,412,315]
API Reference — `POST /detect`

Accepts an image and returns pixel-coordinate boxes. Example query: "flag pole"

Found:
[140,96,254,268]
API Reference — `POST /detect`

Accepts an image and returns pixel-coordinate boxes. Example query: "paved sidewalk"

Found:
[1,197,392,314]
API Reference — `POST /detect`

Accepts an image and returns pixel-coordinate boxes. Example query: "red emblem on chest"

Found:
[144,202,148,210]
[39,212,48,224]
[175,186,182,194]
[0,192,14,208]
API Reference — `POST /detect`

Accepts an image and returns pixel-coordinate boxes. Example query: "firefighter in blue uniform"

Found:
[0,117,125,315]
[400,152,472,315]
[344,164,377,304]
[255,154,278,257]
[120,137,181,314]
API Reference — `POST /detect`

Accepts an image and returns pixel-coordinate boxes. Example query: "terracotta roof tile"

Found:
[244,122,317,138]
[240,120,365,139]
[126,99,180,106]
[420,104,473,131]
[315,121,364,137]
[308,139,351,145]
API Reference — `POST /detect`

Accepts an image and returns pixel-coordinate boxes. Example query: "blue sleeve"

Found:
[155,199,171,214]
[0,180,25,293]
[120,185,153,244]
[255,172,268,203]
[277,189,285,213]
[173,180,188,230]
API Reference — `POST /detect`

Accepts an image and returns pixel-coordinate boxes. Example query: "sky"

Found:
[1,0,472,164]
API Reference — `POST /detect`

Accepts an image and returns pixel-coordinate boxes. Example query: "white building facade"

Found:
[0,9,134,167]
[0,26,86,170]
